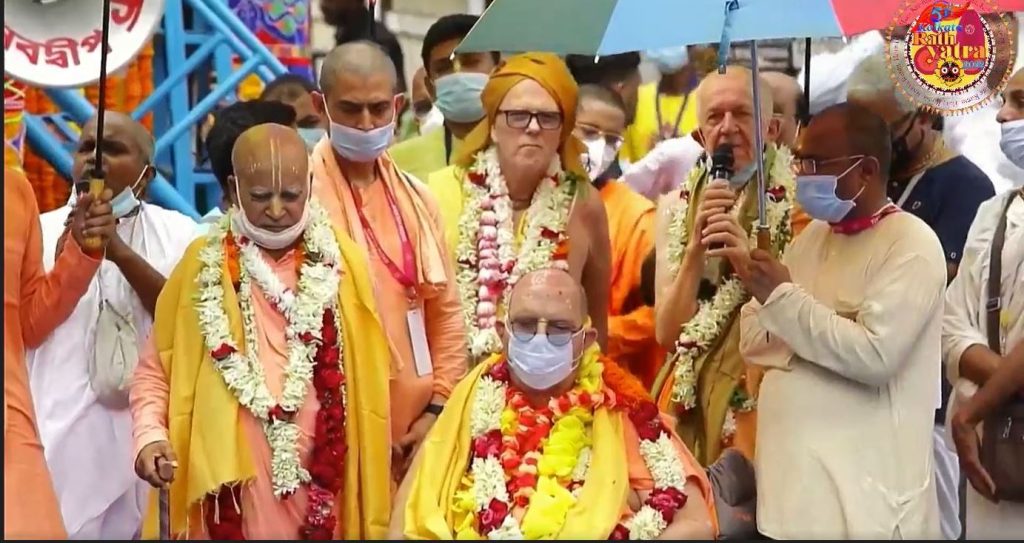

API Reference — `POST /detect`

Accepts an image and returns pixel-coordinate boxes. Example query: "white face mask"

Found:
[230,175,311,250]
[581,138,617,181]
[506,329,582,391]
[999,118,1024,169]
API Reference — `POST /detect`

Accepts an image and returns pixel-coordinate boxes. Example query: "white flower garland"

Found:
[664,146,796,412]
[622,433,689,539]
[194,203,345,497]
[456,147,577,357]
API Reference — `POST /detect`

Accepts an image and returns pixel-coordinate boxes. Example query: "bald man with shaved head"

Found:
[130,123,395,538]
[23,111,195,539]
[393,267,717,539]
[310,40,469,493]
[651,65,799,467]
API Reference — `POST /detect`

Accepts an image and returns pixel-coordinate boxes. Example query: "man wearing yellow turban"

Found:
[392,268,716,540]
[426,52,611,362]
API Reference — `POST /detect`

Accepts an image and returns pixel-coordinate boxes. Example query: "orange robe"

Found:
[601,181,665,389]
[4,167,100,539]
[311,144,468,441]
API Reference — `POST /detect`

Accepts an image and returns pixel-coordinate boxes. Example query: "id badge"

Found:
[406,307,433,377]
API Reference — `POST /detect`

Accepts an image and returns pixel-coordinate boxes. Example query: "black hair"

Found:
[578,83,628,116]
[565,52,641,86]
[260,74,317,102]
[204,100,297,190]
[421,14,500,75]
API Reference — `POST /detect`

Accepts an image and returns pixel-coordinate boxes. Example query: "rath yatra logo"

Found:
[886,0,1017,115]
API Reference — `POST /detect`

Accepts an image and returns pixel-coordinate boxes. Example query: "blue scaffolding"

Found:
[23,0,288,219]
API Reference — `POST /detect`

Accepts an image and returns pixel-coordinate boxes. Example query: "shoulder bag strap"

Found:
[987,192,1021,353]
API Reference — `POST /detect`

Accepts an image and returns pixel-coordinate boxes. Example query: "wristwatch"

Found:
[423,403,444,416]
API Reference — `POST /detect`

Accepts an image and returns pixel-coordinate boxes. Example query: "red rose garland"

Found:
[203,309,347,540]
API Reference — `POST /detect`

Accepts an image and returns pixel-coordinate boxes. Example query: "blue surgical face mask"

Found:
[109,166,148,218]
[433,72,488,124]
[795,159,866,223]
[647,46,689,74]
[297,127,326,153]
[506,330,582,391]
[729,161,757,189]
[323,96,394,163]
[999,118,1024,169]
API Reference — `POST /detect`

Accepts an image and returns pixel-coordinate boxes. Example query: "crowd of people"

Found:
[3,8,1024,541]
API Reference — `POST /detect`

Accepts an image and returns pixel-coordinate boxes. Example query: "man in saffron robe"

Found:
[651,65,795,466]
[130,125,393,539]
[574,84,664,389]
[392,269,716,540]
[309,41,468,483]
[427,52,612,359]
[5,166,116,539]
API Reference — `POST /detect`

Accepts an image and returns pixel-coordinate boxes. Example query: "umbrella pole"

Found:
[82,0,113,252]
[749,41,769,251]
[803,37,811,124]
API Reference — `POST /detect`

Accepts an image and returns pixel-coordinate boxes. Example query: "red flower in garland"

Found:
[468,171,487,186]
[268,405,295,422]
[321,310,338,345]
[648,487,688,523]
[488,361,510,382]
[540,227,560,241]
[478,498,510,534]
[472,429,503,459]
[608,523,630,540]
[211,343,235,361]
[314,367,344,390]
[766,185,786,203]
[630,402,664,442]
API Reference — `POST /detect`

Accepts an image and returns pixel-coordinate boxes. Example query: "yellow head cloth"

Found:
[455,52,587,178]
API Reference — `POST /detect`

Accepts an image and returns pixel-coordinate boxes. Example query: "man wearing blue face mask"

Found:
[310,41,469,487]
[651,65,791,467]
[738,102,945,539]
[261,74,327,153]
[388,14,501,181]
[29,111,197,539]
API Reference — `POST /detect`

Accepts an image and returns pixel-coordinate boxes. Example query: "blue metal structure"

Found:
[23,0,288,219]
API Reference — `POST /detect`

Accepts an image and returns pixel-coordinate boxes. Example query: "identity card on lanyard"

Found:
[352,181,434,377]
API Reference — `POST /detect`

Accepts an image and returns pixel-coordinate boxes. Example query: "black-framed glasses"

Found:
[506,317,583,346]
[792,154,865,175]
[499,109,563,130]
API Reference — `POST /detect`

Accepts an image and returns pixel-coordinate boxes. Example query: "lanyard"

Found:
[444,126,453,164]
[654,91,689,139]
[831,202,902,235]
[350,181,418,298]
[895,170,927,207]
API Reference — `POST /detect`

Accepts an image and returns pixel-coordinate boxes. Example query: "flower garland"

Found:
[720,383,756,448]
[453,354,694,540]
[455,147,578,357]
[195,204,349,539]
[663,145,796,415]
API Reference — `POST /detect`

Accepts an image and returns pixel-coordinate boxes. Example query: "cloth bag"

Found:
[90,296,138,409]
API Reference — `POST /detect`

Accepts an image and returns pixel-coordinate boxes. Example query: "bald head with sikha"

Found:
[230,123,311,236]
[314,41,405,138]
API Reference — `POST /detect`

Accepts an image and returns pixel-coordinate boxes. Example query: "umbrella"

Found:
[457,0,1024,56]
[81,0,115,252]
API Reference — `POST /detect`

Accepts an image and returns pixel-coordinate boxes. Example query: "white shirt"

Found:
[27,203,197,538]
[621,135,704,199]
[740,212,946,539]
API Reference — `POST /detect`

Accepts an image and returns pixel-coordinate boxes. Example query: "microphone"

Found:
[708,144,735,251]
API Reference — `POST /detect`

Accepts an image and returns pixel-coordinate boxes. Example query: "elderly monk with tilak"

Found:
[392,268,716,540]
[310,40,468,490]
[428,52,612,361]
[130,124,393,539]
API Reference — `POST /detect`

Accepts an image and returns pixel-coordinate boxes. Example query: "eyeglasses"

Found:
[575,125,625,150]
[791,154,865,175]
[499,109,563,131]
[506,317,583,346]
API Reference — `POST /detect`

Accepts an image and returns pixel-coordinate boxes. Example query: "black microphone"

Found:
[708,144,735,251]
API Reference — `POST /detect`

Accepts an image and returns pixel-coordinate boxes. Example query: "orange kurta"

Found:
[601,181,665,389]
[311,145,467,441]
[4,167,100,539]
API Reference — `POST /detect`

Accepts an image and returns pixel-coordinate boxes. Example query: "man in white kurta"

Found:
[737,103,944,539]
[943,187,1024,539]
[27,113,197,539]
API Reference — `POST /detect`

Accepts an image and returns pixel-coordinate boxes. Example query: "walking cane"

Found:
[159,488,170,541]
